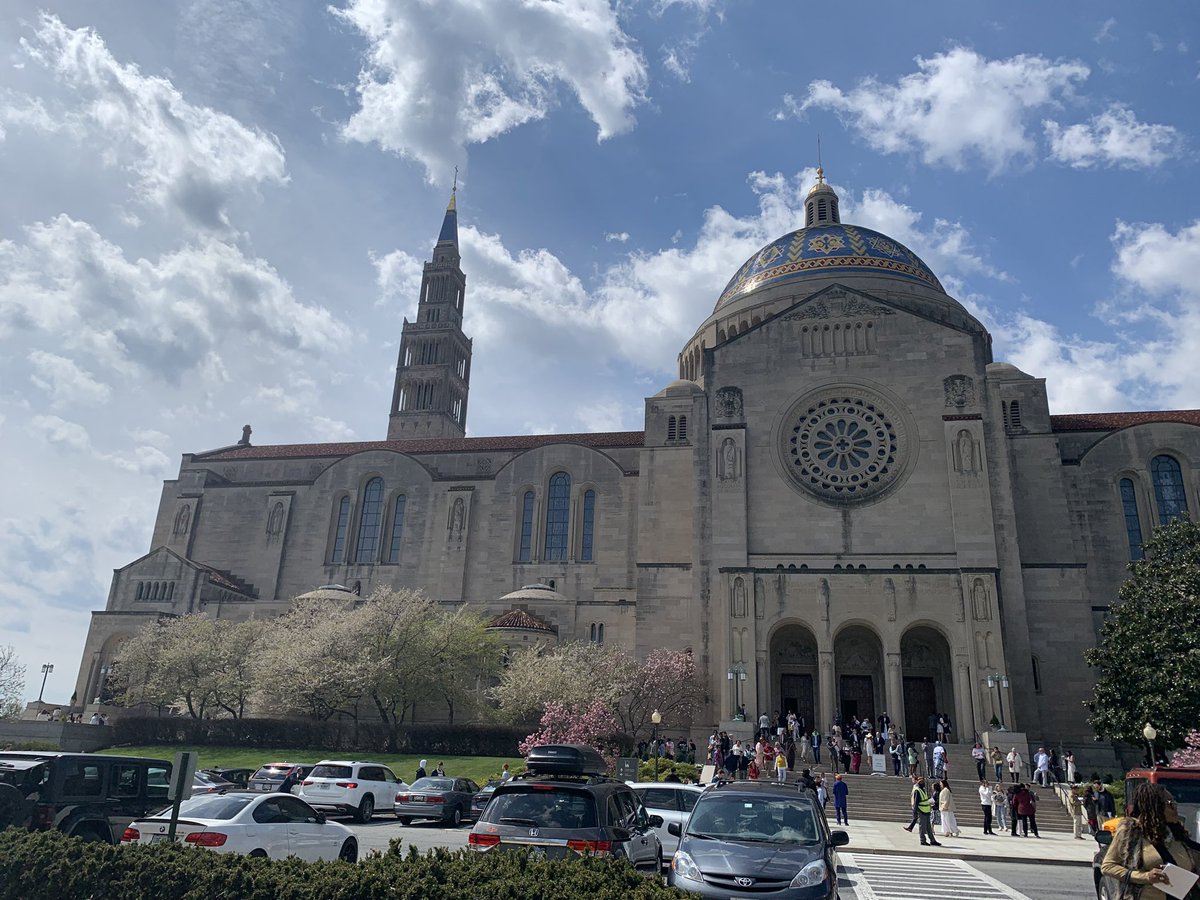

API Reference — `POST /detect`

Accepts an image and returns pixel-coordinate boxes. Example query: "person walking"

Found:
[1101,782,1200,900]
[1006,747,1023,784]
[775,747,788,783]
[811,730,822,764]
[1065,750,1077,784]
[931,781,942,829]
[1014,783,1040,837]
[991,782,1008,832]
[890,740,903,776]
[1034,747,1051,788]
[907,742,919,777]
[851,745,862,775]
[972,742,987,781]
[933,741,947,780]
[990,745,1004,782]
[979,781,995,835]
[1093,780,1117,822]
[816,776,828,812]
[832,774,849,825]
[923,740,933,778]
[910,776,941,847]
[939,782,960,837]
[415,759,428,781]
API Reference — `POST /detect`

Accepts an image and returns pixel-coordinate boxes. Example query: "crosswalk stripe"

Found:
[840,853,1033,900]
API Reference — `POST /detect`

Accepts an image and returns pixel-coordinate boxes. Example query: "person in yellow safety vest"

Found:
[910,775,941,847]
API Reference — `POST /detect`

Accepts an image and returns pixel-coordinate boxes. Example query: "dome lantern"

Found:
[804,167,840,227]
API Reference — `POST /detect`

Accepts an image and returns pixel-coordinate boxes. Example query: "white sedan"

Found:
[122,792,358,862]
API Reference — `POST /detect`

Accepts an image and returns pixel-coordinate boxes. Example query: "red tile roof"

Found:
[486,608,557,634]
[1051,410,1200,432]
[196,431,646,460]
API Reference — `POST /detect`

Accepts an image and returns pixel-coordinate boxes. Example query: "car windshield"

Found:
[687,796,821,844]
[173,795,257,819]
[481,787,598,829]
[309,765,353,779]
[411,778,455,792]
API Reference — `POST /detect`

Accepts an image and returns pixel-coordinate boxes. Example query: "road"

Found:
[345,818,1097,900]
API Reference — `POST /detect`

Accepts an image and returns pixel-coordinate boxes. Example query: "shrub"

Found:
[637,760,700,784]
[0,830,686,900]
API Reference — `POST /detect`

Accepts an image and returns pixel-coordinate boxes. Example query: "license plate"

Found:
[149,834,169,843]
[528,847,546,860]
[319,783,331,790]
[411,794,424,802]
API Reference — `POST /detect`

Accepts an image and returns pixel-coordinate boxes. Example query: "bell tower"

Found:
[387,188,472,440]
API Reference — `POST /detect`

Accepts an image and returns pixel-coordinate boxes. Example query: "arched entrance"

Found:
[769,624,818,731]
[901,625,954,741]
[834,625,884,728]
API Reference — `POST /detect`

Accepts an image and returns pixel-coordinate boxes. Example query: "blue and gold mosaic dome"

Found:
[715,223,944,310]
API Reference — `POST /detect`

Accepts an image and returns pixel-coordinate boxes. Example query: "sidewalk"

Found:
[832,818,1096,867]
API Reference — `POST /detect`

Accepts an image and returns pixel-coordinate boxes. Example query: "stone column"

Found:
[819,651,835,732]
[954,655,974,743]
[885,652,904,733]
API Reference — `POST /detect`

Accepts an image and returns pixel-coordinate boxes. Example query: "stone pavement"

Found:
[833,818,1095,866]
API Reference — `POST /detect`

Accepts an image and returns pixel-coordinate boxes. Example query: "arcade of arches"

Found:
[765,622,960,741]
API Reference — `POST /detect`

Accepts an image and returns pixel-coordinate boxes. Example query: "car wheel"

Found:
[449,806,462,827]
[398,816,413,825]
[339,838,358,863]
[249,849,268,859]
[357,795,375,824]
[71,824,109,843]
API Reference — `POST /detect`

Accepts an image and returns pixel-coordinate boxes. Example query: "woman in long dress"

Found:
[939,782,960,837]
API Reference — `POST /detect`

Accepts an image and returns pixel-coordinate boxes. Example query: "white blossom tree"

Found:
[0,645,26,720]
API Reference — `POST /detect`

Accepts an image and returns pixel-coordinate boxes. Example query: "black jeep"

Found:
[0,751,172,844]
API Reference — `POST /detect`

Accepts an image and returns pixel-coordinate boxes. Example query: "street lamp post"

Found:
[651,709,662,781]
[37,663,54,704]
[985,673,1010,730]
[727,663,747,719]
[1143,723,1158,767]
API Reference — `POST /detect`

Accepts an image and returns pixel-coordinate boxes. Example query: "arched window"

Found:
[590,623,597,642]
[1119,478,1144,560]
[135,583,144,601]
[331,496,351,563]
[667,416,677,441]
[581,490,596,562]
[597,624,605,644]
[678,416,688,441]
[387,495,407,563]
[544,472,571,561]
[354,478,385,563]
[1152,455,1189,524]
[517,491,535,562]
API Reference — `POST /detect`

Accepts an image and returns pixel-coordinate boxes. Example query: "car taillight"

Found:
[396,793,409,802]
[425,794,445,803]
[121,827,140,843]
[335,782,358,789]
[184,832,228,847]
[566,839,612,856]
[302,780,313,786]
[468,832,500,848]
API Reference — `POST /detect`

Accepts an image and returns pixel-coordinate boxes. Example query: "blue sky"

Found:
[1,1,1197,703]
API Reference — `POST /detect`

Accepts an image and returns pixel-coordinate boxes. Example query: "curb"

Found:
[840,844,1094,868]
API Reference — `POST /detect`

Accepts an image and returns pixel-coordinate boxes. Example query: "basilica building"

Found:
[72,175,1200,763]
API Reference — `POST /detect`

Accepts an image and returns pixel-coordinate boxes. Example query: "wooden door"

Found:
[839,675,875,726]
[903,676,937,740]
[780,674,815,731]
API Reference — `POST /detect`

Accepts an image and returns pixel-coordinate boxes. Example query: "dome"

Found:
[654,379,705,398]
[486,608,557,635]
[293,584,358,602]
[716,223,944,311]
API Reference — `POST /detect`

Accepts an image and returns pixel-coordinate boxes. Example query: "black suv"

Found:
[0,751,172,844]
[467,744,664,874]
[667,780,848,898]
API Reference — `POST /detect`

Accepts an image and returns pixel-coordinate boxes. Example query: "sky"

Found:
[1,1,1197,704]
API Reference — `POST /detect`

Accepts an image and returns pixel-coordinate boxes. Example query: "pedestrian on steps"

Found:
[1006,747,1023,784]
[979,781,995,834]
[990,745,1004,782]
[832,774,849,825]
[939,782,960,837]
[972,742,987,781]
[992,782,1008,832]
[910,775,941,847]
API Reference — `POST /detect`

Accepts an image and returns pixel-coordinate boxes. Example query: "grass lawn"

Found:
[98,746,521,785]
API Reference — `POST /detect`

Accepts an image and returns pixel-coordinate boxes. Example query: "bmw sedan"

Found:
[395,776,480,826]
[122,792,358,862]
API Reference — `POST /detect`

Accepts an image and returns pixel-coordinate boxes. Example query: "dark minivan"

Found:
[0,751,172,844]
[468,744,664,874]
[668,780,848,898]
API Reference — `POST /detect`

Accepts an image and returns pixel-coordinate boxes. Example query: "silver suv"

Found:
[298,760,404,823]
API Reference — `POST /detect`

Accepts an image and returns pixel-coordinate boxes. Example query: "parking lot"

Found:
[346,817,471,857]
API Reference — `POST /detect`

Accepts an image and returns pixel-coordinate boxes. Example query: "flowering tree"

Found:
[1170,730,1200,767]
[489,642,629,720]
[615,648,707,742]
[519,700,623,762]
[0,645,25,720]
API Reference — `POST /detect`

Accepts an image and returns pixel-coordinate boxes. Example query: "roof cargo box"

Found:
[524,744,608,777]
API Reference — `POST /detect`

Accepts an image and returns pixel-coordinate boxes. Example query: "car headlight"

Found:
[671,850,703,882]
[790,859,828,888]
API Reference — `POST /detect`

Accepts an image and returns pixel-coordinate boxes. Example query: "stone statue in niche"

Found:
[266,501,284,536]
[819,579,830,621]
[449,497,465,536]
[716,386,744,418]
[972,578,991,621]
[732,577,747,618]
[717,437,741,481]
[943,374,975,409]
[753,577,765,619]
[884,578,897,622]
[955,579,966,622]
[173,504,191,536]
[955,429,978,474]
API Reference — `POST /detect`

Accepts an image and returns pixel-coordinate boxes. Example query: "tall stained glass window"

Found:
[517,491,535,562]
[387,495,407,563]
[1119,479,1144,560]
[543,473,571,561]
[331,497,351,563]
[580,490,596,562]
[1152,455,1189,525]
[354,478,385,563]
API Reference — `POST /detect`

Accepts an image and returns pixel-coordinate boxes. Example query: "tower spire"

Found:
[804,148,840,227]
[437,170,458,247]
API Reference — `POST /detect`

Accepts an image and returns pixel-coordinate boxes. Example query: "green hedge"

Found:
[0,830,686,900]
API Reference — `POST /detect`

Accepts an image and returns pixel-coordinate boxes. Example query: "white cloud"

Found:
[604,231,630,242]
[28,350,112,407]
[1095,17,1118,43]
[1111,220,1200,296]
[12,13,287,229]
[784,47,1089,173]
[31,414,92,452]
[333,0,648,183]
[1045,105,1181,169]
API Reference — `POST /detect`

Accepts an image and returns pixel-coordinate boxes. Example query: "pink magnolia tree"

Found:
[1170,730,1200,766]
[615,648,707,742]
[519,700,623,762]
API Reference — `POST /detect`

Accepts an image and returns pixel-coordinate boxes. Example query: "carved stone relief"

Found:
[784,295,894,320]
[266,501,284,536]
[753,577,765,619]
[774,635,817,666]
[732,576,747,618]
[476,457,493,476]
[715,386,744,419]
[972,578,991,621]
[837,635,879,671]
[717,437,741,481]
[173,504,191,536]
[955,579,966,623]
[449,497,465,537]
[901,639,937,670]
[884,578,897,622]
[943,374,976,409]
[954,429,979,474]
[819,579,830,621]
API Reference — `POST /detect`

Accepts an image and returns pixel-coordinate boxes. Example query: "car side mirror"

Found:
[315,811,326,824]
[667,822,682,837]
[649,814,664,828]
[829,830,850,847]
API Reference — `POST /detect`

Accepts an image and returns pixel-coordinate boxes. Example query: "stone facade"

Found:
[71,183,1200,767]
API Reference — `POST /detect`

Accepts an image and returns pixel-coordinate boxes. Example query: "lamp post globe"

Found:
[1143,723,1158,766]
